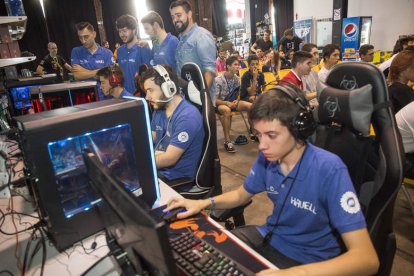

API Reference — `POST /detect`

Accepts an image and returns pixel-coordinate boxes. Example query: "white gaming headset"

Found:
[153,65,177,100]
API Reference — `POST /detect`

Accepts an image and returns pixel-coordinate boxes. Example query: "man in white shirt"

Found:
[318,44,340,83]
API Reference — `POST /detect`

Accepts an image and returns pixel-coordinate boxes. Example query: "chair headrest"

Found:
[181,62,205,106]
[316,81,373,136]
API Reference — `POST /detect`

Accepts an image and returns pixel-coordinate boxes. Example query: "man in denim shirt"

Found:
[170,0,216,100]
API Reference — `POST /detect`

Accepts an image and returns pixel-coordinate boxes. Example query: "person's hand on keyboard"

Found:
[163,197,210,219]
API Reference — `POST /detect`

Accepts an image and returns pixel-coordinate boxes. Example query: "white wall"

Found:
[294,0,414,50]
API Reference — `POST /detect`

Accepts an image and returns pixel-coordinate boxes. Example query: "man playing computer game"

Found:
[141,64,204,185]
[165,85,379,275]
[96,65,132,99]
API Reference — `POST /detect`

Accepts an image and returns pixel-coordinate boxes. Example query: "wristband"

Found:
[209,197,216,209]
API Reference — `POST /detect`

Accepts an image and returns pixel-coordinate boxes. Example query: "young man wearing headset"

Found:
[96,65,132,99]
[165,84,379,275]
[141,64,204,185]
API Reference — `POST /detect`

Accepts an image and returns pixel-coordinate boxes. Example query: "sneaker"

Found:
[234,134,248,145]
[224,141,236,153]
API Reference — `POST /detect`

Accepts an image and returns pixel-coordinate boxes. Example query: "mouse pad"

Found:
[152,205,269,272]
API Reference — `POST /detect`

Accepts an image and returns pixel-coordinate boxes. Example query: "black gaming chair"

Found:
[166,62,248,227]
[314,62,405,276]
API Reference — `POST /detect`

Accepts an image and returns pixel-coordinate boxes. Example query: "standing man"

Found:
[37,42,72,82]
[142,65,204,184]
[96,65,132,99]
[169,0,216,92]
[116,14,152,95]
[278,28,303,53]
[141,11,179,70]
[250,29,273,54]
[240,54,265,102]
[215,56,252,153]
[359,44,375,63]
[71,22,114,100]
[318,44,340,83]
[281,51,313,90]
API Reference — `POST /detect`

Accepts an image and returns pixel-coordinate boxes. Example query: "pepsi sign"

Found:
[343,23,358,41]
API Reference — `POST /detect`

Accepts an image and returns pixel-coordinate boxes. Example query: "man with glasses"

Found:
[359,44,375,63]
[37,42,72,82]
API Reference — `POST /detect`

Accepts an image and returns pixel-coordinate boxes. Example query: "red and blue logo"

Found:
[343,23,358,38]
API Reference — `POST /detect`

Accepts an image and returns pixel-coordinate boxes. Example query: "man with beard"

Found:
[37,42,72,82]
[169,1,216,95]
[116,14,152,95]
[142,64,204,185]
[71,22,114,100]
[141,11,179,70]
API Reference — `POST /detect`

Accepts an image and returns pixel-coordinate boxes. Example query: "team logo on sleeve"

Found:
[178,131,189,142]
[340,191,360,214]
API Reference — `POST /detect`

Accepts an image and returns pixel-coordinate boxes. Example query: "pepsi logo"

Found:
[343,23,358,38]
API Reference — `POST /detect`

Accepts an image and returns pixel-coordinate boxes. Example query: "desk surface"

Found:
[29,81,97,94]
[0,181,276,275]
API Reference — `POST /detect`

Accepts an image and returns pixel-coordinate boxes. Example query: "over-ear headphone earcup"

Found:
[109,69,121,88]
[153,65,177,99]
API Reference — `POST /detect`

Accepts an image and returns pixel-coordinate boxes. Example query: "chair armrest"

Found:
[163,177,194,189]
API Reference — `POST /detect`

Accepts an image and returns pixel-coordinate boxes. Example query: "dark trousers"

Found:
[231,225,302,269]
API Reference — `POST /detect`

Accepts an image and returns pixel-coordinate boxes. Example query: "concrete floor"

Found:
[216,115,414,275]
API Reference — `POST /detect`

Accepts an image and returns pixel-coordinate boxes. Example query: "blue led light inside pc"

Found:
[47,123,142,218]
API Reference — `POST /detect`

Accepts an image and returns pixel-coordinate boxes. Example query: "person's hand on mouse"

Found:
[163,197,210,219]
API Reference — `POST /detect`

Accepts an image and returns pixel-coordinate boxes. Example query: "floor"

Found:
[216,114,414,275]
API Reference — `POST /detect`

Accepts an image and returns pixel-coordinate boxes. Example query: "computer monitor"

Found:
[15,98,159,251]
[83,150,177,276]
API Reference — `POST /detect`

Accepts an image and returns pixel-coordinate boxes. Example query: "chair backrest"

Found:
[180,62,222,197]
[315,62,404,276]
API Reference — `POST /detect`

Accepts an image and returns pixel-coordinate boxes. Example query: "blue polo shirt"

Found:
[150,98,204,181]
[71,45,114,100]
[244,143,366,264]
[117,44,152,95]
[151,33,179,70]
[119,88,132,98]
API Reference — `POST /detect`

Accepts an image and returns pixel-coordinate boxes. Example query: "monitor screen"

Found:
[48,123,142,219]
[9,86,33,110]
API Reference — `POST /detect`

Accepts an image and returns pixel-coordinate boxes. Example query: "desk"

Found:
[0,181,276,275]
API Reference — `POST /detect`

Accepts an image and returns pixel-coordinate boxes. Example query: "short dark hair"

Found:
[225,56,239,71]
[247,54,259,65]
[116,14,138,30]
[264,29,271,35]
[249,84,305,141]
[169,0,192,12]
[140,64,179,90]
[291,51,313,68]
[76,22,94,32]
[284,28,293,37]
[322,44,340,61]
[359,44,374,56]
[301,43,317,53]
[96,65,124,84]
[141,11,164,29]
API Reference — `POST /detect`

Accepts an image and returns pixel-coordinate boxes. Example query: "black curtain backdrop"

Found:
[249,0,268,44]
[146,0,177,36]
[101,0,135,50]
[274,0,294,42]
[212,0,227,37]
[43,0,100,63]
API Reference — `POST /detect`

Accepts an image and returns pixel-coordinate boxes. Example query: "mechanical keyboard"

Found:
[169,230,254,276]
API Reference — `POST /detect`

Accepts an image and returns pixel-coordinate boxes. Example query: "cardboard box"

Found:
[0,43,11,58]
[8,41,20,58]
[0,25,11,44]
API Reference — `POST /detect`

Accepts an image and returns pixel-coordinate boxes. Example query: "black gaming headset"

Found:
[108,66,122,88]
[153,65,177,100]
[273,84,316,140]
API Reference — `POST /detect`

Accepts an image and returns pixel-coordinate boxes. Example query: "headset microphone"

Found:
[151,97,174,103]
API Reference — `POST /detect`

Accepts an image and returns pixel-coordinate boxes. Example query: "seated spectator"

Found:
[396,100,414,178]
[301,43,319,106]
[142,64,204,184]
[215,56,252,153]
[287,49,295,63]
[318,44,340,83]
[279,50,291,69]
[359,44,375,63]
[262,49,281,81]
[216,48,227,73]
[240,54,265,102]
[165,86,379,275]
[96,65,132,99]
[231,51,247,69]
[379,36,414,77]
[280,51,313,90]
[388,49,414,113]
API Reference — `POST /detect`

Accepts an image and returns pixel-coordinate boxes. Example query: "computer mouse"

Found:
[162,207,186,222]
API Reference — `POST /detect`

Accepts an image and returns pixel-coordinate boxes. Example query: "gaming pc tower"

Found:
[14,98,159,251]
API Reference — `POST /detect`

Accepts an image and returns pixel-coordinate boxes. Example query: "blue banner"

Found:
[294,18,313,43]
[341,17,360,61]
